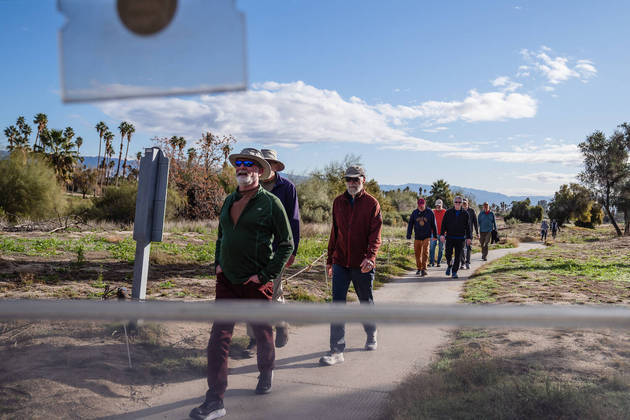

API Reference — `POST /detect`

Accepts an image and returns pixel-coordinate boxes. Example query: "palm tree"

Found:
[46,129,80,186]
[100,130,114,188]
[121,123,135,179]
[75,136,83,155]
[95,122,108,187]
[15,117,32,150]
[115,122,129,182]
[3,126,18,151]
[33,113,48,150]
[105,131,115,186]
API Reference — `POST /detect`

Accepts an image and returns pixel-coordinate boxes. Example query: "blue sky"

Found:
[2,0,629,196]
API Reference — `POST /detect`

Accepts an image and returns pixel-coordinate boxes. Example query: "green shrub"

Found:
[89,183,184,223]
[0,152,67,222]
[297,177,332,223]
[506,199,543,223]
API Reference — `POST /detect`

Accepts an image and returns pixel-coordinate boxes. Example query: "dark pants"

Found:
[330,264,376,353]
[479,231,491,259]
[206,273,274,401]
[460,242,472,266]
[445,238,465,275]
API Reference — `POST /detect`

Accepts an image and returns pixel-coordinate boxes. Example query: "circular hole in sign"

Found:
[117,0,178,36]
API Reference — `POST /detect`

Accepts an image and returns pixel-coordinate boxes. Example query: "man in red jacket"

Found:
[320,165,383,366]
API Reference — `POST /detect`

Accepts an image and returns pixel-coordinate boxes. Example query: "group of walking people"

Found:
[406,196,497,279]
[190,149,382,420]
[189,148,508,419]
[540,219,560,241]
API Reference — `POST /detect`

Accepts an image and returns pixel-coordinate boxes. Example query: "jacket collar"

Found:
[234,184,263,199]
[344,189,366,200]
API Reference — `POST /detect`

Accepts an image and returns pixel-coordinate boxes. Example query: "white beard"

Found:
[236,172,256,187]
[347,183,363,196]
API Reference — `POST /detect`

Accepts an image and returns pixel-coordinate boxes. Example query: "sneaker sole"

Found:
[190,408,226,420]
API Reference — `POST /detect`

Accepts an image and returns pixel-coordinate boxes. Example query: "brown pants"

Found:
[479,231,492,259]
[414,238,431,270]
[206,273,274,401]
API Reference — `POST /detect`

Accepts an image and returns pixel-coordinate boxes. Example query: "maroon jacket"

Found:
[327,190,383,268]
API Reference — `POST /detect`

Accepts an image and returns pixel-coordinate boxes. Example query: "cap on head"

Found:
[228,148,271,180]
[260,149,285,172]
[344,165,365,179]
[435,199,443,206]
[417,198,426,205]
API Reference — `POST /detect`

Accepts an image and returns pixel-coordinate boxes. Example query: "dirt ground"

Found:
[1,222,628,418]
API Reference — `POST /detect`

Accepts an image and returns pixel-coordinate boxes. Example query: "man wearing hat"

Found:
[245,149,300,349]
[406,197,438,276]
[190,148,293,420]
[320,165,382,366]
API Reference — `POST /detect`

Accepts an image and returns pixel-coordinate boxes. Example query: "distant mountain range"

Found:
[380,183,551,205]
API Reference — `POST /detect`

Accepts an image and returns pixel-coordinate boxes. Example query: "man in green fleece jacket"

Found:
[190,148,293,420]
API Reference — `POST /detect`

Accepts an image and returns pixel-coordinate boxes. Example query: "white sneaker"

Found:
[319,352,344,366]
[365,331,378,351]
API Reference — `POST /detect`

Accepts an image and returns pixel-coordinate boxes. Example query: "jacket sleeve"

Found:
[440,211,449,236]
[214,199,228,268]
[259,196,294,284]
[214,222,223,268]
[471,210,479,235]
[492,213,497,230]
[464,212,472,240]
[326,199,338,266]
[365,201,383,263]
[286,183,301,256]
[406,210,415,239]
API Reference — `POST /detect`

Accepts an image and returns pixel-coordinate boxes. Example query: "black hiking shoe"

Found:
[416,269,421,275]
[421,270,428,277]
[445,266,451,276]
[255,371,273,394]
[275,325,289,348]
[189,398,226,420]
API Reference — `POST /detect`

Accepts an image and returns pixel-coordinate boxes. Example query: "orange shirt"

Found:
[433,208,446,235]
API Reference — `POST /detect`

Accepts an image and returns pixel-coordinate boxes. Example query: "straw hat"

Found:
[228,148,271,180]
[261,149,285,172]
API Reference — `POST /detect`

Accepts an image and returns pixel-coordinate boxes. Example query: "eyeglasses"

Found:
[454,201,462,204]
[345,177,361,183]
[234,160,255,167]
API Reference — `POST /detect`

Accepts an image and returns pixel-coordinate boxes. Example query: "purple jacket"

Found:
[270,173,300,256]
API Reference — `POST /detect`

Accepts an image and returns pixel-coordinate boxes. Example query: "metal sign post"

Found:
[132,147,170,300]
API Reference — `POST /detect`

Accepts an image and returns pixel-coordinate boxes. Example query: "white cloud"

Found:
[99,81,537,151]
[520,47,597,85]
[423,126,449,133]
[517,171,577,184]
[491,76,523,92]
[445,143,581,165]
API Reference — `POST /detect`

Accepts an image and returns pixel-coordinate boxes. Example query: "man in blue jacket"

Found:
[406,198,438,276]
[477,201,497,261]
[258,149,301,347]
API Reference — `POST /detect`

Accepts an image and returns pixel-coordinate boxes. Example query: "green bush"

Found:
[0,152,67,222]
[89,183,184,223]
[297,177,332,223]
[506,199,543,223]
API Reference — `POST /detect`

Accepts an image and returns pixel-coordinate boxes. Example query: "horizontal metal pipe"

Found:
[1,299,630,329]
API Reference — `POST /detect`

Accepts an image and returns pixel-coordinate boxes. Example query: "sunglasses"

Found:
[345,177,361,183]
[454,201,462,204]
[234,160,255,167]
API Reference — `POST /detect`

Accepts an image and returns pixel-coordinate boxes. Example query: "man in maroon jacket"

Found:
[320,166,383,366]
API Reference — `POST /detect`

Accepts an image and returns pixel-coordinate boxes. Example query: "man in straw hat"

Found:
[246,149,300,349]
[190,148,293,420]
[320,165,382,366]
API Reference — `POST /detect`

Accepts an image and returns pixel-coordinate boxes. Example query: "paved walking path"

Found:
[109,243,543,420]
